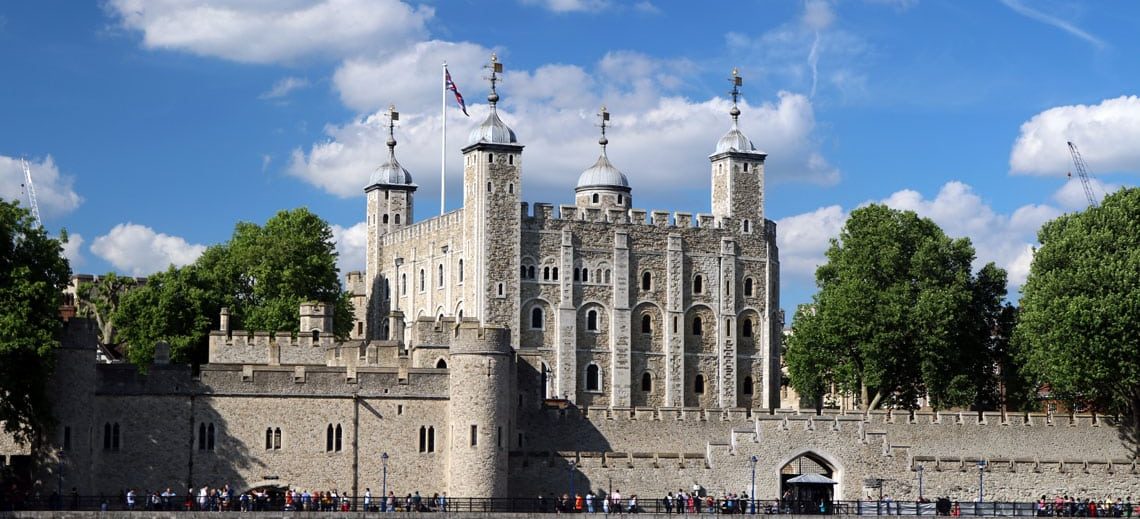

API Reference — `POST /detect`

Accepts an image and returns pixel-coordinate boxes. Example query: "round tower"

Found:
[447,321,514,498]
[575,106,632,211]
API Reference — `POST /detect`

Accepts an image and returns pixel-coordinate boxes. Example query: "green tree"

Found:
[1015,187,1140,447]
[0,199,71,443]
[785,204,1001,410]
[75,272,139,349]
[115,208,353,366]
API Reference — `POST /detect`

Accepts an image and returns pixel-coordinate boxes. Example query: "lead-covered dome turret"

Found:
[368,106,415,187]
[466,54,519,146]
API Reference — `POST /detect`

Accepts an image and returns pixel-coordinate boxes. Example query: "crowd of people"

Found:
[1034,496,1135,517]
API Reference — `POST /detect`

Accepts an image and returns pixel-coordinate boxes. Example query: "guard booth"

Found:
[780,452,837,514]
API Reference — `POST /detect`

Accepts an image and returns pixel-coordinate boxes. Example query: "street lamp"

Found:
[916,465,924,502]
[750,455,758,515]
[976,460,986,504]
[381,452,389,511]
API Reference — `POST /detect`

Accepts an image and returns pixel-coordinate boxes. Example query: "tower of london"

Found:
[3,57,1137,505]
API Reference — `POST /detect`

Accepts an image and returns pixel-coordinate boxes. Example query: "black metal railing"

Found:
[1,494,1133,516]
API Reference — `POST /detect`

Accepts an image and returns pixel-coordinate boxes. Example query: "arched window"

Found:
[394,214,401,224]
[693,275,703,294]
[436,358,448,369]
[592,193,599,204]
[198,423,206,450]
[743,319,753,337]
[543,266,550,280]
[692,316,703,336]
[694,374,705,394]
[531,307,544,329]
[401,273,407,295]
[508,182,514,193]
[641,372,653,392]
[582,269,588,282]
[207,423,215,451]
[458,259,464,282]
[419,426,427,453]
[382,278,389,299]
[743,219,750,233]
[487,181,492,192]
[311,329,319,342]
[585,364,600,391]
[438,264,444,287]
[586,310,598,331]
[618,194,624,204]
[265,428,273,450]
[326,424,334,452]
[273,427,281,449]
[742,376,754,395]
[641,272,651,290]
[641,314,652,334]
[335,424,343,452]
[552,267,559,280]
[528,266,535,279]
[419,269,425,291]
[725,318,732,336]
[573,268,580,281]
[497,283,504,296]
[604,269,611,283]
[427,426,435,452]
[521,265,527,278]
[382,214,389,224]
[596,269,603,283]
[744,278,754,297]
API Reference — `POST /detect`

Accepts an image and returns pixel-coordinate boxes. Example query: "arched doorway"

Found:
[779,451,838,514]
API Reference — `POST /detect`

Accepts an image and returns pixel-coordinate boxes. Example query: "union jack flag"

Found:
[445,69,468,116]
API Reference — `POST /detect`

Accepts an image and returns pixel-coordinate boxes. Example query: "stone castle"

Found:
[2,58,1138,503]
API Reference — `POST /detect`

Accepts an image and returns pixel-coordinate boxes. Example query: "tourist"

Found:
[664,492,674,514]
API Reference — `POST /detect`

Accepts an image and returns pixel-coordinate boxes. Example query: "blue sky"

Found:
[1,0,1138,314]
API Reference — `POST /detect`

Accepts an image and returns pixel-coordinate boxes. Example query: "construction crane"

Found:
[19,157,43,227]
[1066,141,1098,208]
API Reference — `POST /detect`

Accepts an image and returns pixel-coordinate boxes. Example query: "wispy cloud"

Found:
[259,76,310,100]
[999,0,1107,50]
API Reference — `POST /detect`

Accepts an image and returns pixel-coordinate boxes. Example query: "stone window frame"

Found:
[530,306,545,330]
[693,274,704,295]
[743,276,754,297]
[265,427,282,450]
[458,258,465,284]
[585,308,600,332]
[197,422,216,452]
[435,358,448,369]
[437,264,445,289]
[640,271,652,291]
[419,268,426,293]
[742,318,753,338]
[742,219,752,234]
[742,376,754,396]
[584,363,602,393]
[640,314,652,335]
[694,374,706,395]
[641,371,653,393]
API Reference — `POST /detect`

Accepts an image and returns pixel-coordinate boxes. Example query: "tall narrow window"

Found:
[497,426,503,449]
[104,423,111,450]
[744,278,754,297]
[401,274,407,295]
[552,267,559,280]
[470,425,478,447]
[641,314,652,334]
[274,428,281,449]
[586,310,598,331]
[574,268,580,281]
[497,283,504,296]
[726,318,732,336]
[528,266,535,279]
[458,259,464,282]
[427,426,435,452]
[531,307,544,329]
[382,214,389,224]
[592,193,599,204]
[641,372,653,392]
[198,423,206,450]
[582,269,588,282]
[326,424,334,452]
[743,219,750,233]
[641,272,651,290]
[742,376,754,395]
[419,426,427,453]
[692,316,703,336]
[693,275,703,294]
[419,269,425,291]
[335,424,343,452]
[543,266,550,280]
[585,364,600,391]
[605,270,611,283]
[111,423,120,451]
[438,264,444,287]
[596,269,603,283]
[63,426,71,451]
[743,319,753,337]
[265,428,273,450]
[695,374,705,394]
[394,214,401,224]
[207,423,215,451]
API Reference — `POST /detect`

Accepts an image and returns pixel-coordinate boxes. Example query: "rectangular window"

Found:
[63,426,71,451]
[470,425,478,447]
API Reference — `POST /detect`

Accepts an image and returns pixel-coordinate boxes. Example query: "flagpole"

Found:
[441,62,447,216]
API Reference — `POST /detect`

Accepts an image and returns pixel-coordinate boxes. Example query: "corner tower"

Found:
[575,107,632,211]
[446,322,514,498]
[710,69,767,231]
[365,106,416,339]
[461,54,523,347]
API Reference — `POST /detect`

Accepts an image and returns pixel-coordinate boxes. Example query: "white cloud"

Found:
[0,155,83,220]
[331,221,367,275]
[90,223,206,276]
[520,0,608,13]
[1010,96,1140,176]
[999,0,1106,49]
[1051,176,1122,210]
[332,40,493,113]
[776,205,846,280]
[260,76,310,100]
[61,232,85,269]
[777,182,1064,299]
[105,0,433,64]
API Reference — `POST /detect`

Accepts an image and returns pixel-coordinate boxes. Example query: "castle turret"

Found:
[447,322,514,498]
[461,54,523,349]
[575,106,632,211]
[365,106,416,340]
[710,68,766,231]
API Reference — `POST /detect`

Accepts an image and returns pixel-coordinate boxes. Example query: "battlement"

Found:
[208,328,336,365]
[521,201,774,232]
[379,208,465,247]
[450,321,512,355]
[510,450,712,470]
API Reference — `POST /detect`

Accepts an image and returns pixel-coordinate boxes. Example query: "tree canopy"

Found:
[785,204,1013,410]
[1015,187,1140,433]
[115,208,353,366]
[0,199,71,443]
[75,272,139,349]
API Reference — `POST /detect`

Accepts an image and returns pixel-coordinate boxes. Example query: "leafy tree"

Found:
[1015,187,1140,446]
[785,204,1003,410]
[0,199,71,443]
[75,272,139,349]
[115,208,353,366]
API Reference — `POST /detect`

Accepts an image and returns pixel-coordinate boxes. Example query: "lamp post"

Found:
[916,465,924,502]
[381,452,389,511]
[750,456,758,515]
[976,460,986,504]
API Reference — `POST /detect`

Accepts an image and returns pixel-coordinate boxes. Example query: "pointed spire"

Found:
[597,105,610,153]
[729,67,743,124]
[386,104,399,158]
[467,53,518,145]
